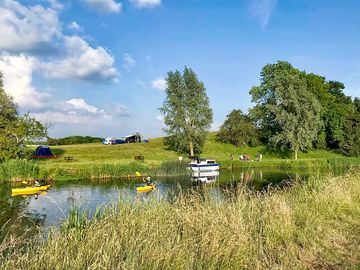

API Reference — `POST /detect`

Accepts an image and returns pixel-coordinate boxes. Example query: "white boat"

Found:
[189,159,220,172]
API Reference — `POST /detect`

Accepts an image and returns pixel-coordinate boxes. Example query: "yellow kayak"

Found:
[12,185,51,196]
[136,185,156,193]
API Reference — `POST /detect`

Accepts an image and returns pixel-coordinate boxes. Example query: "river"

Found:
[0,167,346,239]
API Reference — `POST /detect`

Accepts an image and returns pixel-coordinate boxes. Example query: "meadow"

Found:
[1,133,360,182]
[1,170,359,269]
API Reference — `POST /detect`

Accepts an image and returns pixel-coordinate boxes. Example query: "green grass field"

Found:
[2,170,359,269]
[1,133,359,182]
[37,133,353,168]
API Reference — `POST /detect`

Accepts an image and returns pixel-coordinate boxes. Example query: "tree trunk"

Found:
[189,141,194,157]
[294,149,298,160]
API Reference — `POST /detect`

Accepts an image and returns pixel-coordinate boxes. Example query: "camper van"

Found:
[103,137,117,145]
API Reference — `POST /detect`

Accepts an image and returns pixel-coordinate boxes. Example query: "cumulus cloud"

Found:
[84,0,122,13]
[0,55,50,109]
[0,1,118,83]
[131,0,161,8]
[38,35,118,82]
[31,98,129,127]
[67,21,82,31]
[66,98,98,113]
[123,53,136,71]
[151,78,167,90]
[0,0,61,53]
[248,0,277,27]
[113,103,130,116]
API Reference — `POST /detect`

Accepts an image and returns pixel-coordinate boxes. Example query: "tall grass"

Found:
[1,170,359,269]
[153,160,190,176]
[0,160,40,182]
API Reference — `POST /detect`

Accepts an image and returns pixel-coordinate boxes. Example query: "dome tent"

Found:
[33,145,56,158]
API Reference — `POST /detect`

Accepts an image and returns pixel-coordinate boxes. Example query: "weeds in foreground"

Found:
[1,170,359,269]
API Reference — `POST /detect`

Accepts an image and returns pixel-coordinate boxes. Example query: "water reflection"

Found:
[0,166,347,238]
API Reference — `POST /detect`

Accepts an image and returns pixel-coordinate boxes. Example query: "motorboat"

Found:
[189,159,220,172]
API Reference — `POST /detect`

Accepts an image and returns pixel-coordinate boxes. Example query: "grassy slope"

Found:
[38,132,355,170]
[2,170,360,269]
[7,133,354,181]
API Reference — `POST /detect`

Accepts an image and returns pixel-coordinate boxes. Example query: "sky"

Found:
[0,0,359,139]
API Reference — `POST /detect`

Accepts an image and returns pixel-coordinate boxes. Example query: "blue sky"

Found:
[0,0,359,138]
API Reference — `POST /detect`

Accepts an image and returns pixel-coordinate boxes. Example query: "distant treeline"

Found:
[47,136,104,145]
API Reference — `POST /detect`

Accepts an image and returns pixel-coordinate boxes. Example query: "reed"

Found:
[0,160,40,182]
[153,159,190,176]
[1,170,359,269]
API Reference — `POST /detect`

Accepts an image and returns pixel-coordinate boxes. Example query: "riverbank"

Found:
[1,170,359,269]
[1,134,360,182]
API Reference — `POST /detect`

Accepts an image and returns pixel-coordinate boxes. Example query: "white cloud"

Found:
[31,99,129,127]
[38,35,118,82]
[151,78,166,90]
[84,0,122,13]
[0,0,61,53]
[123,53,136,71]
[48,0,64,10]
[0,1,118,83]
[66,98,98,113]
[0,55,50,109]
[131,0,161,8]
[113,103,130,116]
[248,0,277,27]
[68,21,82,31]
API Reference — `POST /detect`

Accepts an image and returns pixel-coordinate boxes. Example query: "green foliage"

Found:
[159,67,213,156]
[48,136,104,146]
[340,106,360,156]
[154,160,190,176]
[0,72,47,161]
[306,74,355,149]
[217,109,259,147]
[250,61,322,159]
[0,160,40,182]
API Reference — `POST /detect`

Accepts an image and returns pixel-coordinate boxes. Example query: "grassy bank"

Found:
[1,171,360,269]
[0,133,359,182]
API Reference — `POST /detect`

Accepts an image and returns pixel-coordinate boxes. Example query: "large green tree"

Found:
[0,72,47,160]
[306,74,354,149]
[159,67,213,156]
[250,61,322,159]
[217,109,258,147]
[340,97,360,156]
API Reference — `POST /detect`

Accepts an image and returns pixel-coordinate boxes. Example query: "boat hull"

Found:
[11,185,51,196]
[136,185,156,193]
[189,164,220,172]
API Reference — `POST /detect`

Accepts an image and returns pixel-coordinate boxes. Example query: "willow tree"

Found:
[159,67,213,156]
[250,61,322,159]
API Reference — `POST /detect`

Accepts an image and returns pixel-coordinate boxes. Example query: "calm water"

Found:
[0,167,345,238]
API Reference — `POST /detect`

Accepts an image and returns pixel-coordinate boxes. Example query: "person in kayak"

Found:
[145,176,152,186]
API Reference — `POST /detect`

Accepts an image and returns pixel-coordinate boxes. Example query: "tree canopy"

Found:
[250,61,322,159]
[0,72,47,160]
[159,67,213,156]
[217,109,258,147]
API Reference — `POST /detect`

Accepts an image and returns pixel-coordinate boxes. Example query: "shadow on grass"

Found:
[51,148,66,156]
[262,146,292,159]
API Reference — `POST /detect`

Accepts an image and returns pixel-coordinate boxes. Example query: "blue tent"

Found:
[33,146,55,158]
